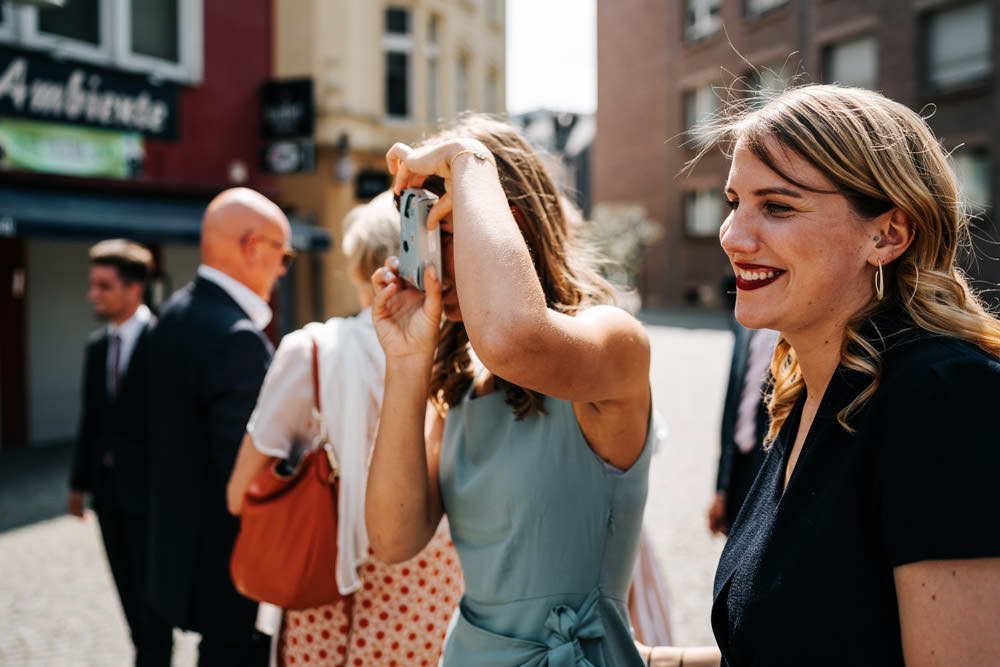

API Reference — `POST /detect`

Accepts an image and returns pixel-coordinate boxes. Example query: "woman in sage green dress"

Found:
[366,115,653,666]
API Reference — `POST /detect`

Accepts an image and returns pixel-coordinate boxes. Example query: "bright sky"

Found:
[505,0,596,115]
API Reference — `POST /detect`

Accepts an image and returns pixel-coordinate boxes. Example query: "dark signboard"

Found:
[355,169,391,200]
[0,46,180,140]
[260,78,314,139]
[260,138,316,174]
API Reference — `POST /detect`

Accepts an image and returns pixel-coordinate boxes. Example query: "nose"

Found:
[719,209,758,257]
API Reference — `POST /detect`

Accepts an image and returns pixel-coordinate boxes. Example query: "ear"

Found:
[240,231,262,263]
[873,208,915,264]
[126,280,144,300]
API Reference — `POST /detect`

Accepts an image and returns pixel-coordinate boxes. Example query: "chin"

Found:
[734,305,775,332]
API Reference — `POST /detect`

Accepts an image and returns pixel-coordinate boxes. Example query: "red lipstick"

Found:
[734,263,784,291]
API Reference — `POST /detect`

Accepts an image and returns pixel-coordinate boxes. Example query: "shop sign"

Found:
[260,78,314,139]
[0,117,144,178]
[260,138,315,174]
[0,46,179,139]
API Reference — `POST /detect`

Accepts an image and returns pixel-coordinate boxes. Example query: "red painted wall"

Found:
[142,0,274,193]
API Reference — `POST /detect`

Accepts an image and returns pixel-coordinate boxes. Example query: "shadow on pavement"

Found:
[0,440,74,533]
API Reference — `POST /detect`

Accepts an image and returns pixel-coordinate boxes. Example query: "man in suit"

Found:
[145,188,293,666]
[708,323,778,536]
[68,239,173,666]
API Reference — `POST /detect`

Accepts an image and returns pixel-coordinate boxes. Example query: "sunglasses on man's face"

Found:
[242,233,297,269]
[392,175,447,210]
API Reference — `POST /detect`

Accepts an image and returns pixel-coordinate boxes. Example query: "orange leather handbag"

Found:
[230,338,347,610]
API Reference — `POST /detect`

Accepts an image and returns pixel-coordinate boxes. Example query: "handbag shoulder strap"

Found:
[311,337,321,412]
[307,333,339,477]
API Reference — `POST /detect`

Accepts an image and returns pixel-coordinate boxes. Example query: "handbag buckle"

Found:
[312,406,339,482]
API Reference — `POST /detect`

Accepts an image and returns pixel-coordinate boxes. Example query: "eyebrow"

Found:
[725,186,804,198]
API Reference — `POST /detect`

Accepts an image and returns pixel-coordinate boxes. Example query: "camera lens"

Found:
[402,240,409,252]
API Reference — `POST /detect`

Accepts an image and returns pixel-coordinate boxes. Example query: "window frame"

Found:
[1,0,202,84]
[685,0,722,43]
[951,147,992,211]
[822,33,878,90]
[383,6,414,120]
[0,2,17,43]
[683,82,719,147]
[922,0,992,93]
[684,187,726,238]
[745,0,788,19]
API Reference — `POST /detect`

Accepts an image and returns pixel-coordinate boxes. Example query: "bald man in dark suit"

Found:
[145,188,294,667]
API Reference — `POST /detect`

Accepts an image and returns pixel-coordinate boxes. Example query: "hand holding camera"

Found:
[397,181,443,292]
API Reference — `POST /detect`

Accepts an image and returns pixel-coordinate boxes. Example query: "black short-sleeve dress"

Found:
[711,323,1000,666]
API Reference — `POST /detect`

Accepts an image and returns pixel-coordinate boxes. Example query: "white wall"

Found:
[25,240,202,446]
[27,240,96,444]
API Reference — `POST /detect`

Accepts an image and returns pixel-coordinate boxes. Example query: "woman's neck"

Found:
[786,325,847,405]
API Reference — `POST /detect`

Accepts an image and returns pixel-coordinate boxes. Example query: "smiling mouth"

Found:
[734,266,784,291]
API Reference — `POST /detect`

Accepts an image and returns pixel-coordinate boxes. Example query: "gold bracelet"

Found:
[449,148,495,173]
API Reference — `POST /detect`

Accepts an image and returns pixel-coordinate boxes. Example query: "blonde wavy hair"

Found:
[342,189,400,298]
[424,114,617,418]
[698,84,1000,443]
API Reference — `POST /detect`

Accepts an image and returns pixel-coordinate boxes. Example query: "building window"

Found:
[386,7,409,35]
[685,0,721,42]
[456,54,469,114]
[384,7,413,118]
[684,82,719,146]
[747,61,790,107]
[925,1,991,91]
[131,0,179,63]
[427,15,440,123]
[746,0,787,18]
[823,34,877,90]
[2,0,202,83]
[38,0,101,45]
[685,188,725,237]
[952,148,991,210]
[0,2,14,41]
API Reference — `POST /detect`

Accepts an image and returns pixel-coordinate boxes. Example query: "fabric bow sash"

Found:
[542,588,606,667]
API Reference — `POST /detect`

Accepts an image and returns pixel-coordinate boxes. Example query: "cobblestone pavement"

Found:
[0,309,732,665]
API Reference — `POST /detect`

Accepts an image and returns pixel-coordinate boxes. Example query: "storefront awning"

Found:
[0,186,332,251]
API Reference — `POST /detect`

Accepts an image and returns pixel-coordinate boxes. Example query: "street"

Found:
[0,310,732,665]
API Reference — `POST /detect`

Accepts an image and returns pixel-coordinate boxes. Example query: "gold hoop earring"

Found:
[874,258,884,301]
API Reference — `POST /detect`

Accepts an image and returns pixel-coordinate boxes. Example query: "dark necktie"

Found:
[109,333,122,399]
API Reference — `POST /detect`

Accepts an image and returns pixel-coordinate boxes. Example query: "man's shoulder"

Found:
[158,280,243,326]
[84,327,108,347]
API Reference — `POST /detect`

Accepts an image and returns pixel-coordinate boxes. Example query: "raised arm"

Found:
[385,139,651,468]
[365,260,446,563]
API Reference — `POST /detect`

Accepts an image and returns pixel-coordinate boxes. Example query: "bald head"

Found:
[201,187,292,299]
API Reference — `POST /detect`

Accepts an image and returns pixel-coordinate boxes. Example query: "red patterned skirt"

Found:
[280,523,463,666]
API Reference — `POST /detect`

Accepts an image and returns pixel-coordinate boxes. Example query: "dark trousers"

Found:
[197,633,271,667]
[96,499,174,667]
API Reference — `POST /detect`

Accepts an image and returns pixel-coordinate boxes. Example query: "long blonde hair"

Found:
[700,84,1000,442]
[425,114,616,418]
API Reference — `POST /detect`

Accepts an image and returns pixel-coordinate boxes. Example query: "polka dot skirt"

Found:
[280,523,463,666]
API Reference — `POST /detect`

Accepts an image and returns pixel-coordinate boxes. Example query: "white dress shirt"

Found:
[106,303,152,393]
[196,264,272,330]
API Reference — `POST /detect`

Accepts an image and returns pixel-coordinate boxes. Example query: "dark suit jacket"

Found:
[70,317,155,516]
[717,323,770,526]
[145,276,273,640]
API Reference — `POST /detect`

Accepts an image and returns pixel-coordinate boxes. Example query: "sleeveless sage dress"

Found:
[438,383,652,666]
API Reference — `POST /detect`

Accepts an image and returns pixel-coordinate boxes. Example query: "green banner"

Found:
[0,117,143,178]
